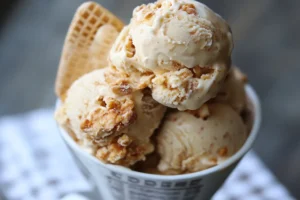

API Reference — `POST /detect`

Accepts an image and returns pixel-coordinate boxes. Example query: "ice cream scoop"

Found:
[110,0,233,110]
[55,68,166,166]
[156,103,247,174]
[214,67,247,113]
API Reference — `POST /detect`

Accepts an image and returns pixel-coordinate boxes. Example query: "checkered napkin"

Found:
[0,109,92,200]
[213,152,295,200]
[0,109,295,200]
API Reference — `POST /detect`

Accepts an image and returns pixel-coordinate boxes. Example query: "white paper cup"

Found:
[58,85,261,200]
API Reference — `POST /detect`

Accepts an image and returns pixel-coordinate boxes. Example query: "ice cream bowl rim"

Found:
[57,84,261,181]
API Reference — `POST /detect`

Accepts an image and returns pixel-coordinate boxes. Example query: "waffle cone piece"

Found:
[55,1,124,100]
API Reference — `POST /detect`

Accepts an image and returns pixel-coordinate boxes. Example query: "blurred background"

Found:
[0,0,299,198]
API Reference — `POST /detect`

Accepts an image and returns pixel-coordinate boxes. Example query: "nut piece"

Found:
[218,147,228,157]
[118,134,133,147]
[186,103,210,119]
[125,37,136,58]
[198,104,210,119]
[112,81,133,95]
[180,4,197,15]
[96,143,127,163]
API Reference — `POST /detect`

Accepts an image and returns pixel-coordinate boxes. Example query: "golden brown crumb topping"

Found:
[186,104,210,119]
[218,147,228,157]
[125,37,136,58]
[179,4,197,15]
[96,137,151,166]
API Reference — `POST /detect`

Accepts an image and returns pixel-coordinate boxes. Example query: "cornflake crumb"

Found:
[118,134,133,147]
[218,147,228,157]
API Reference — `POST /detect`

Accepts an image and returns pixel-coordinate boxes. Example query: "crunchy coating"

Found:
[56,68,166,166]
[55,69,136,146]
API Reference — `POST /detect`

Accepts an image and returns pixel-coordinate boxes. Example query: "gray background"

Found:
[0,0,299,198]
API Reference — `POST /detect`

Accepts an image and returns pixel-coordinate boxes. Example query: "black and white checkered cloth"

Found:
[0,109,295,200]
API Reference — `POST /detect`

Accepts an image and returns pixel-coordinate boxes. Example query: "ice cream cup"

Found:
[58,85,261,200]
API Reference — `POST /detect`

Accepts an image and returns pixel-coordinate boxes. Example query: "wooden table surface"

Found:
[0,0,299,198]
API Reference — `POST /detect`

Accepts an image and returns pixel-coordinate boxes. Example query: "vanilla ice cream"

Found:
[214,67,247,113]
[156,103,247,174]
[110,0,233,110]
[55,68,166,166]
